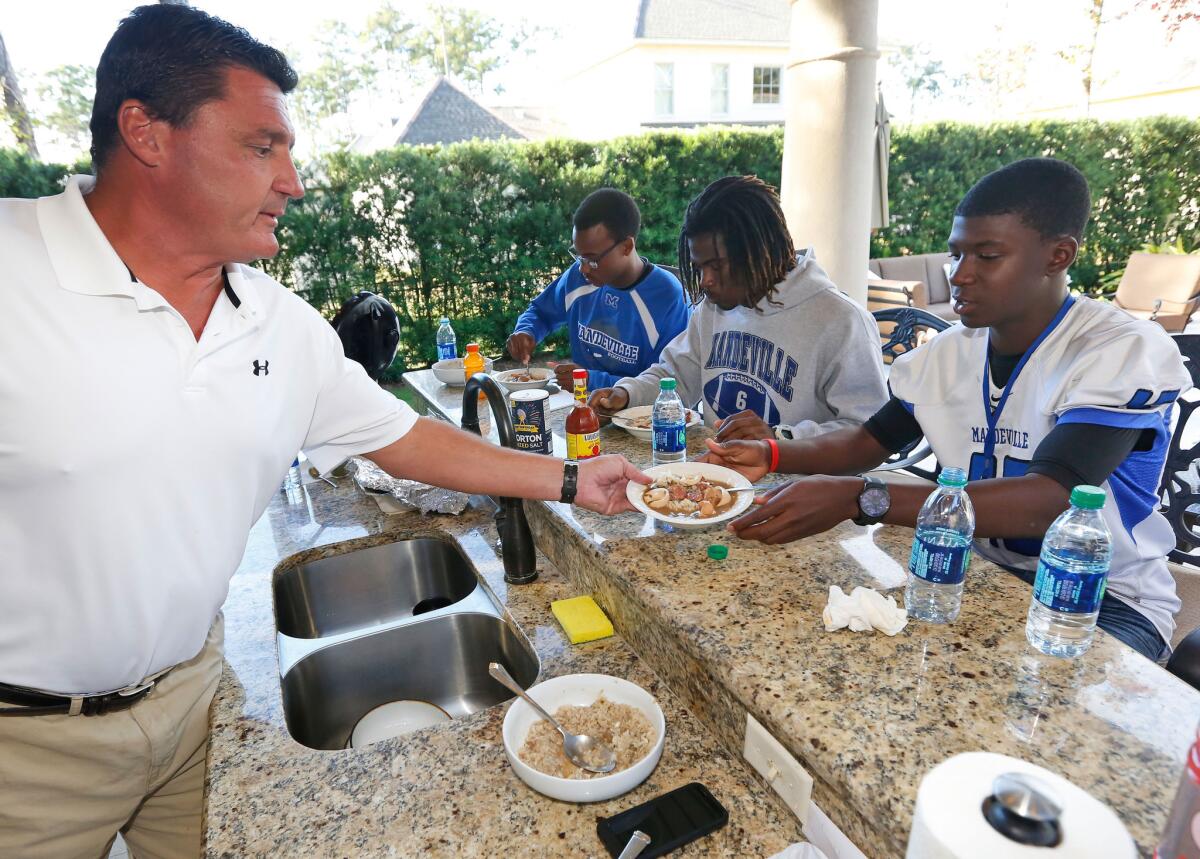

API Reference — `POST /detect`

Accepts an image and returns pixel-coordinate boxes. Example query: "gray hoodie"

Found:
[614,249,888,439]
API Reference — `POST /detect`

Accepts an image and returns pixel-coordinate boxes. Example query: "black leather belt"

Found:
[0,675,166,717]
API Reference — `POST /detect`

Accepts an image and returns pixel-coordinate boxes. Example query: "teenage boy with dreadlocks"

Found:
[589,175,887,440]
[701,159,1189,661]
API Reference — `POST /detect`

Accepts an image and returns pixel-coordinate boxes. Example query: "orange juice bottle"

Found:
[463,343,486,400]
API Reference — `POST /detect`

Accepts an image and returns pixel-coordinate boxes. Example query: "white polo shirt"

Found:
[0,176,417,694]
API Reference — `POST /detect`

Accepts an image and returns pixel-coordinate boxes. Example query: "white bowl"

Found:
[626,462,754,530]
[349,700,451,748]
[493,367,554,391]
[432,357,494,386]
[610,406,703,441]
[501,673,665,803]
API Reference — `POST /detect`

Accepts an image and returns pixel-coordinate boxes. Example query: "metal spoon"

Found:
[617,830,651,859]
[488,662,617,774]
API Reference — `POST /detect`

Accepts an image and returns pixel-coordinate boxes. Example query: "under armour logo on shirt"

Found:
[252,360,270,376]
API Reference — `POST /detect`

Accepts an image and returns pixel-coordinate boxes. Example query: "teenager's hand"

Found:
[727,476,861,544]
[588,387,630,415]
[573,455,651,514]
[697,438,771,482]
[714,410,775,442]
[505,332,536,364]
[553,362,581,388]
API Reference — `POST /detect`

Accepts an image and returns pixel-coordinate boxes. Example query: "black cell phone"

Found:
[596,782,729,858]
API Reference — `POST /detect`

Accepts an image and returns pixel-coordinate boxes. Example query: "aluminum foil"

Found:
[350,457,470,515]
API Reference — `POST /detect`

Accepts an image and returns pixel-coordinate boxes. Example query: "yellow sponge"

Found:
[551,596,614,644]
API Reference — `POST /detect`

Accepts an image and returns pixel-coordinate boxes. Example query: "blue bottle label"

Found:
[437,342,456,361]
[652,423,686,453]
[908,537,971,585]
[1032,559,1107,613]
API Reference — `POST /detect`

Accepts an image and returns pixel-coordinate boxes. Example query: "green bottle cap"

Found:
[937,466,968,487]
[660,378,677,391]
[707,544,728,561]
[1070,485,1106,509]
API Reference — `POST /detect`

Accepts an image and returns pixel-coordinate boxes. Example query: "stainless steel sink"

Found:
[280,611,539,750]
[274,538,478,638]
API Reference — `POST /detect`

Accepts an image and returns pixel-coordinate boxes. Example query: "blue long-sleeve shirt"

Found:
[513,260,690,389]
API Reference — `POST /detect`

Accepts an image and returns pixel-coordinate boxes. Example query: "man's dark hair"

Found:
[955,157,1091,241]
[90,4,298,171]
[678,175,796,307]
[573,188,641,242]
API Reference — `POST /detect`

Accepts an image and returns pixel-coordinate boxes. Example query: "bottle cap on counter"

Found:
[707,544,728,560]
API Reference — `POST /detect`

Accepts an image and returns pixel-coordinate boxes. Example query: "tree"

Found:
[401,5,540,96]
[292,21,377,148]
[891,45,951,117]
[1139,0,1200,37]
[0,30,39,158]
[1056,0,1110,112]
[36,64,95,156]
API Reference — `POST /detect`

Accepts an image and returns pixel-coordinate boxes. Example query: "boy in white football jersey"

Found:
[702,158,1190,661]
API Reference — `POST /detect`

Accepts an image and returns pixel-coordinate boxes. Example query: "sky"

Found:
[3,0,1196,161]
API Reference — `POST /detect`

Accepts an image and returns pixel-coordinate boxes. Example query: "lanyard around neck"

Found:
[979,295,1075,475]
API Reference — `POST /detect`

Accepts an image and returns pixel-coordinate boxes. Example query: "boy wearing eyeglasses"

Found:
[506,188,690,389]
[588,175,887,441]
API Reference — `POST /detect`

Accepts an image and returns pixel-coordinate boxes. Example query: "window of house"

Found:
[752,66,781,104]
[710,64,729,114]
[654,63,674,115]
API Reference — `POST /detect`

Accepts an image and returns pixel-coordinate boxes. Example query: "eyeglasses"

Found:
[568,239,622,270]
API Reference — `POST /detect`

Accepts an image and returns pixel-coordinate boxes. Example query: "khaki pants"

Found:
[0,616,224,859]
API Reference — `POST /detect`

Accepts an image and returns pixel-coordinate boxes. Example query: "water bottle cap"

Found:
[439,317,449,324]
[660,378,677,391]
[707,544,728,560]
[937,466,968,487]
[1070,485,1106,509]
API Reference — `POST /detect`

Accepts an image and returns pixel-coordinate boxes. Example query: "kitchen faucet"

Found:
[461,373,538,584]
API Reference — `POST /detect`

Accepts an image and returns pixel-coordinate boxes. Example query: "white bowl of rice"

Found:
[501,673,665,803]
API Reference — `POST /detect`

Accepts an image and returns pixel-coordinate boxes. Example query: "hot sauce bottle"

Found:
[565,368,601,461]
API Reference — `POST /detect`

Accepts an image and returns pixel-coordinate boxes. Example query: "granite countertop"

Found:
[203,470,805,855]
[403,367,1200,858]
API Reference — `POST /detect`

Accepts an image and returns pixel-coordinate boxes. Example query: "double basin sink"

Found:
[273,537,539,750]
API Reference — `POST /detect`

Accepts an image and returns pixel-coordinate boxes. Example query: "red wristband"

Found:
[764,438,780,473]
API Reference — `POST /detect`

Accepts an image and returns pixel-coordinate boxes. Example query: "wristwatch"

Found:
[853,475,890,526]
[560,461,579,505]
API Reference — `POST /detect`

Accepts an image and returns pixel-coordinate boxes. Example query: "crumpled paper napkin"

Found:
[350,457,470,515]
[822,585,908,636]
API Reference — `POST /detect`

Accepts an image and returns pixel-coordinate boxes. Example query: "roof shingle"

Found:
[634,0,790,43]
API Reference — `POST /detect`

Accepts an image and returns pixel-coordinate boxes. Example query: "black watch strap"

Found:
[560,461,579,505]
[852,475,889,526]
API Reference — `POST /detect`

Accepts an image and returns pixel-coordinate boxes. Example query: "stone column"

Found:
[780,0,879,307]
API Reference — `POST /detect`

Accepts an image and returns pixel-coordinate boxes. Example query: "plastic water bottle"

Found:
[652,378,687,466]
[1025,485,1111,658]
[436,317,457,361]
[906,466,975,624]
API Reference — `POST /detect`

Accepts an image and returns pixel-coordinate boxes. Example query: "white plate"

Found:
[349,700,452,748]
[493,367,554,391]
[432,357,494,386]
[501,673,665,803]
[626,462,753,530]
[610,406,703,441]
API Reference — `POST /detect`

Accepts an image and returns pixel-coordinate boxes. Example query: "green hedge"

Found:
[6,118,1198,377]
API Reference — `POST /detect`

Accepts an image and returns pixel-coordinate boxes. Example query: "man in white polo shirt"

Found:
[0,6,645,857]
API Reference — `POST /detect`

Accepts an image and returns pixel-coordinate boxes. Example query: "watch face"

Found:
[860,486,890,518]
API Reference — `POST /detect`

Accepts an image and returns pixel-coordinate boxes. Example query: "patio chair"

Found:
[1112,252,1200,333]
[868,252,958,321]
[870,307,952,482]
[1152,333,1200,687]
[866,279,926,312]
